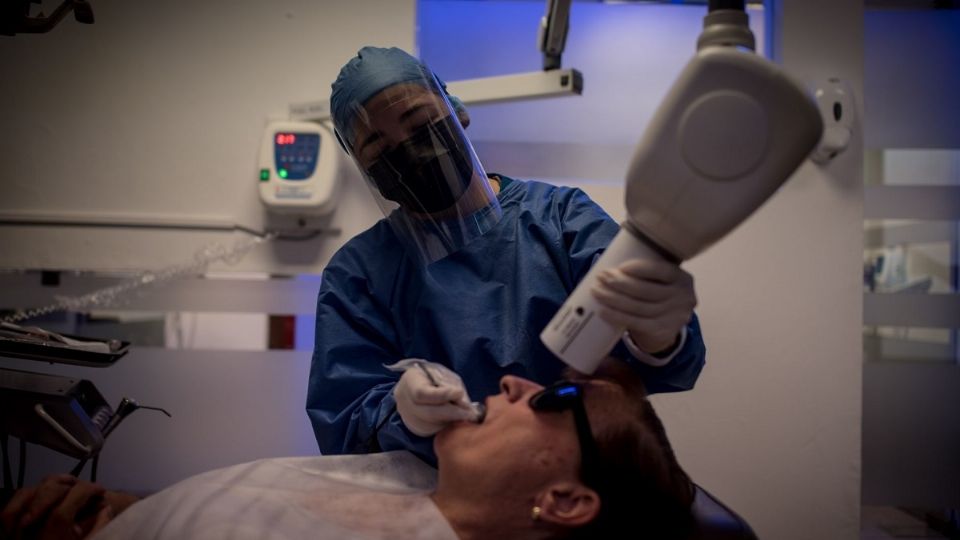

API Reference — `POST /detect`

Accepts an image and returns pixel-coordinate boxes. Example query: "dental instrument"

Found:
[414,361,486,423]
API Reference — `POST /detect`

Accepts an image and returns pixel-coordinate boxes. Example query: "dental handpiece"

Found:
[415,361,486,423]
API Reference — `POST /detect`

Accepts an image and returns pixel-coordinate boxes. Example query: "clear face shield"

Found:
[336,72,502,266]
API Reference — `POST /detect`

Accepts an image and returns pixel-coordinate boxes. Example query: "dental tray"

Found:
[0,332,130,367]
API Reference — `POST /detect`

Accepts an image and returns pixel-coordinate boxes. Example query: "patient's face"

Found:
[434,375,583,491]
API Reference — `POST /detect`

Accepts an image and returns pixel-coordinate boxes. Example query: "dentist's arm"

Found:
[557,187,706,392]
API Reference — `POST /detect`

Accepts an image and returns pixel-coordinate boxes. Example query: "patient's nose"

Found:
[499,375,542,403]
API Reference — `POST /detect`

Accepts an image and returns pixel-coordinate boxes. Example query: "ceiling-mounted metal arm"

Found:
[538,0,572,71]
[288,0,583,122]
[289,68,583,122]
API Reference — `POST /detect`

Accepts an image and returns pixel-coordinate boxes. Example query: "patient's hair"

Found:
[567,360,694,540]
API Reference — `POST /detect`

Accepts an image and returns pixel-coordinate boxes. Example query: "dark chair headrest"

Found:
[686,484,758,540]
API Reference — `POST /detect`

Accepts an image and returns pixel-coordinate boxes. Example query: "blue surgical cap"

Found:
[330,46,465,150]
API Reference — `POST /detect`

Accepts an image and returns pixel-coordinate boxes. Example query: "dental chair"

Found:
[689,484,758,540]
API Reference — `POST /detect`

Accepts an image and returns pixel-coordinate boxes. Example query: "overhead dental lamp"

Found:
[540,0,824,373]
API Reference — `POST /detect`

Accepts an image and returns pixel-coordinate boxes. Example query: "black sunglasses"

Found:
[529,381,601,490]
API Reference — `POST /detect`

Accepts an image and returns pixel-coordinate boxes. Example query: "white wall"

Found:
[0,0,413,275]
[771,3,865,533]
[421,1,863,539]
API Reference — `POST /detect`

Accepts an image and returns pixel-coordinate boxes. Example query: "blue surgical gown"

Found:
[306,177,706,464]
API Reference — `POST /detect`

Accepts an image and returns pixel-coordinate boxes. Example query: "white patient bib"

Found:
[92,451,458,540]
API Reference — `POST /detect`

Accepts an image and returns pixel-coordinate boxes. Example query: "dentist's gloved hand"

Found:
[591,259,697,356]
[387,359,475,437]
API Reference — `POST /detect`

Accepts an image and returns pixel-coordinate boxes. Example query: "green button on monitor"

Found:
[259,168,270,181]
[279,168,288,179]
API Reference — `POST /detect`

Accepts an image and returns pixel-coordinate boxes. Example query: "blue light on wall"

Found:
[417,0,738,147]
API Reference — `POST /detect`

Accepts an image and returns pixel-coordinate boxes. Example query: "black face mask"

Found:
[364,115,475,214]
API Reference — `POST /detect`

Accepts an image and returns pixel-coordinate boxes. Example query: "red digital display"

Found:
[275,133,297,145]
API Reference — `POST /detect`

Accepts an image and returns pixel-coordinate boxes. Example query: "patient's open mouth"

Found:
[469,401,486,423]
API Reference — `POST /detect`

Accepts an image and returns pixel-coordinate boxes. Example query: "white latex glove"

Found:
[591,259,697,355]
[386,359,476,437]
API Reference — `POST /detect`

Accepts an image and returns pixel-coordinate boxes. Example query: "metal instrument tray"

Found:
[0,333,129,367]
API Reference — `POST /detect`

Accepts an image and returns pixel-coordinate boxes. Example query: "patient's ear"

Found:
[536,482,600,527]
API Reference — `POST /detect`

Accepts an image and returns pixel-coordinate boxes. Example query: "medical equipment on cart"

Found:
[0,330,169,489]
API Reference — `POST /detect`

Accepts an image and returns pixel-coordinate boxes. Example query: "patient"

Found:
[1,361,693,539]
